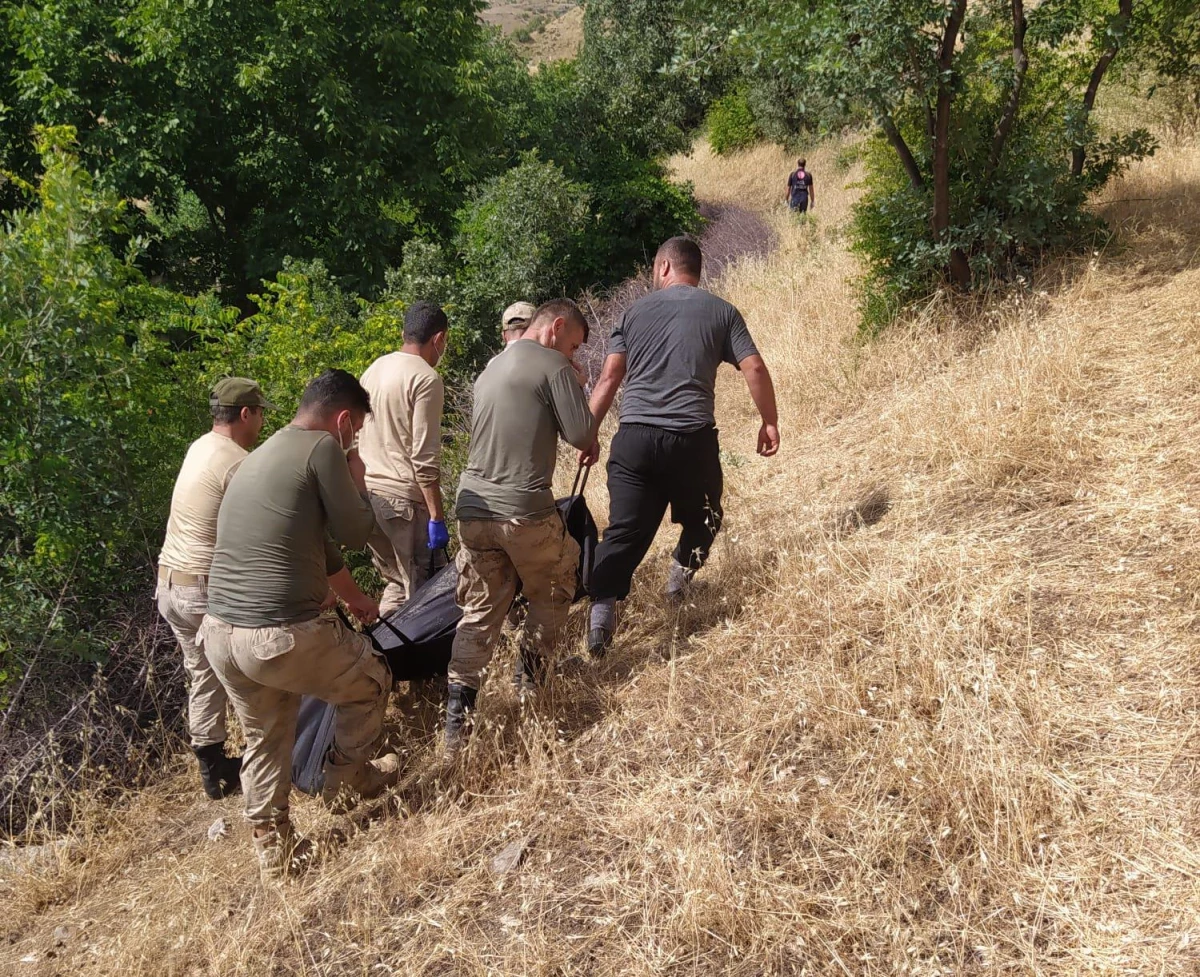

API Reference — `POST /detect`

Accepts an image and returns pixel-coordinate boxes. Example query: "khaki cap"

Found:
[210,377,277,410]
[501,301,537,331]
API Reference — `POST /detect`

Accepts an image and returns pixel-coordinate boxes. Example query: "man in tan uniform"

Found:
[445,299,594,755]
[200,369,397,881]
[157,377,273,800]
[359,301,449,615]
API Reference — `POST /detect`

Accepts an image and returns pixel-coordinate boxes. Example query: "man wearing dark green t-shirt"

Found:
[445,298,594,755]
[201,369,397,882]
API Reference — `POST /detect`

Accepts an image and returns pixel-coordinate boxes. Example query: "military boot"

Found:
[512,644,546,695]
[443,683,478,757]
[193,743,241,800]
[253,821,313,883]
[321,752,401,813]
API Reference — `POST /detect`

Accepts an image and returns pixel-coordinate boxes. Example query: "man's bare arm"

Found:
[739,354,781,457]
[419,481,445,523]
[327,566,380,624]
[588,353,626,435]
[579,352,627,465]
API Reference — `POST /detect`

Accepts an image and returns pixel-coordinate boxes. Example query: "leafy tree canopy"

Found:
[7,0,493,304]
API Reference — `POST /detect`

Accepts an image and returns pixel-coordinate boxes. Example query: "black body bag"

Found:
[292,469,597,794]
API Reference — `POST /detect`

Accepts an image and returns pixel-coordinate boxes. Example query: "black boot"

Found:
[444,684,478,757]
[586,628,613,660]
[512,644,545,693]
[194,743,241,800]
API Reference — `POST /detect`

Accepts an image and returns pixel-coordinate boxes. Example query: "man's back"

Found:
[207,426,374,627]
[611,285,758,432]
[457,340,592,521]
[159,431,247,574]
[788,167,813,204]
[358,351,444,503]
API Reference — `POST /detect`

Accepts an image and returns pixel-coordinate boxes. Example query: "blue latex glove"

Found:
[427,518,450,551]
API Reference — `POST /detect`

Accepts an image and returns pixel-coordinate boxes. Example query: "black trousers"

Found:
[589,423,724,602]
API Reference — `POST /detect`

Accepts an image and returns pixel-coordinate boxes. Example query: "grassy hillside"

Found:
[482,1,583,64]
[3,134,1199,974]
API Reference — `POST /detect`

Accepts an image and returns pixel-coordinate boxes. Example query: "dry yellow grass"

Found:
[3,134,1200,975]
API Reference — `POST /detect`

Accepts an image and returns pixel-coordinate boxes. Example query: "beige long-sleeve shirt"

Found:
[359,351,444,505]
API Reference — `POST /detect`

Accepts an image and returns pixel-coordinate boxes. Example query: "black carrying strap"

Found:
[570,461,590,499]
[427,543,450,577]
[335,605,385,654]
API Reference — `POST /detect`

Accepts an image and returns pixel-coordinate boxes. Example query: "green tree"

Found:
[10,0,492,305]
[579,0,726,160]
[0,127,191,679]
[681,0,1157,296]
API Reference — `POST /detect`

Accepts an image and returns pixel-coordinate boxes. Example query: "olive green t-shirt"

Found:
[456,340,593,520]
[206,426,376,627]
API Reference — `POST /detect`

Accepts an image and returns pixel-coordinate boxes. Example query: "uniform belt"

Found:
[158,566,206,587]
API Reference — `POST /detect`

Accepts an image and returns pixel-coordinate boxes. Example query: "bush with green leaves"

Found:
[0,129,194,689]
[388,150,700,375]
[181,260,398,423]
[847,3,1157,309]
[707,89,760,155]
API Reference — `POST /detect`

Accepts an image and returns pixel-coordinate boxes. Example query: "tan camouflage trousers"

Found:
[200,613,391,827]
[367,493,435,615]
[449,512,580,690]
[156,579,228,748]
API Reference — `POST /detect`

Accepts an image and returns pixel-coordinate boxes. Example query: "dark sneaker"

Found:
[587,627,612,659]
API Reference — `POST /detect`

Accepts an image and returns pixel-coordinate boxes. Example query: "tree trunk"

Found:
[932,0,971,289]
[878,108,926,192]
[985,0,1028,181]
[1072,0,1133,178]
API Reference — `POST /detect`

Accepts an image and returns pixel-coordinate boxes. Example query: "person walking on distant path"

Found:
[157,378,274,801]
[359,301,450,616]
[581,237,780,657]
[200,370,397,882]
[785,157,815,213]
[444,299,594,756]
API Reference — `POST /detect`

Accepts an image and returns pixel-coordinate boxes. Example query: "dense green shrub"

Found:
[182,260,396,422]
[707,90,760,155]
[0,130,193,687]
[390,151,700,375]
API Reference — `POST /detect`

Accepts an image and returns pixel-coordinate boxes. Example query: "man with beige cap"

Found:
[501,301,537,346]
[157,377,274,801]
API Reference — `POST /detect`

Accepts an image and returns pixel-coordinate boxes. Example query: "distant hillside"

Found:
[483,1,583,63]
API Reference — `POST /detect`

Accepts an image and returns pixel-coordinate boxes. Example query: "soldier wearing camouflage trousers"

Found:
[445,299,595,755]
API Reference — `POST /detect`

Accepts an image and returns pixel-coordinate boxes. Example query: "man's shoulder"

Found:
[189,431,246,468]
[364,350,433,386]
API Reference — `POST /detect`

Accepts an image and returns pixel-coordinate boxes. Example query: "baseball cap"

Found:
[501,301,537,331]
[210,377,277,410]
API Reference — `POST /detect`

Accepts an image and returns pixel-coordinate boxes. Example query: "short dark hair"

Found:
[530,298,589,344]
[211,405,243,425]
[404,300,449,345]
[655,236,703,279]
[297,369,372,418]
[797,158,807,167]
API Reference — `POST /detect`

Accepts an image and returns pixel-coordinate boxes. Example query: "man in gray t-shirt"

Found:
[445,299,594,755]
[582,236,780,656]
